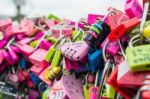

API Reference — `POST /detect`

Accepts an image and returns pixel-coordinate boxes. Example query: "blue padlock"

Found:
[19,57,27,69]
[29,72,42,86]
[38,82,48,93]
[88,50,103,72]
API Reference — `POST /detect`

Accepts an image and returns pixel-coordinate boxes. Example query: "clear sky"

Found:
[0,0,143,21]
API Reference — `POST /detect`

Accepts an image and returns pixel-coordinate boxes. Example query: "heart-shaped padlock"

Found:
[61,41,89,61]
[61,76,84,99]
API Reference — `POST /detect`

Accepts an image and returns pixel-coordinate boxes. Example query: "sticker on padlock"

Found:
[61,76,84,99]
[29,48,48,67]
[61,41,89,61]
[126,44,150,72]
[48,80,67,99]
[125,0,143,19]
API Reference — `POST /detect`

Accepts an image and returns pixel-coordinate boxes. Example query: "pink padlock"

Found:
[29,48,48,67]
[33,31,44,41]
[52,27,72,38]
[39,39,52,50]
[8,48,19,64]
[0,39,7,48]
[30,65,47,75]
[2,50,13,65]
[16,34,25,40]
[65,58,80,70]
[61,41,89,61]
[5,25,26,37]
[10,45,21,54]
[0,19,12,31]
[19,44,34,56]
[87,14,104,25]
[20,19,35,36]
[0,49,4,64]
[18,37,32,45]
[61,76,84,99]
[125,0,143,19]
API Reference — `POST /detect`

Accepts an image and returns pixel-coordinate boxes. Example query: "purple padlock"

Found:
[2,50,13,65]
[39,39,52,50]
[10,45,21,54]
[125,0,143,18]
[0,39,8,48]
[33,31,44,41]
[8,48,19,64]
[61,76,84,99]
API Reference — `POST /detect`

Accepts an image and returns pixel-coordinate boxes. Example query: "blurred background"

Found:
[0,0,143,21]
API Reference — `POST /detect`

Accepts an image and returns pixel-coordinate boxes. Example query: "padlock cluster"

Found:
[0,0,150,99]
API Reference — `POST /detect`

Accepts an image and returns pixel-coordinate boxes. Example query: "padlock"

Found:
[126,44,150,72]
[29,40,39,48]
[0,19,12,30]
[19,57,27,69]
[61,76,84,99]
[18,37,32,45]
[29,48,48,67]
[48,80,67,99]
[15,44,34,56]
[34,31,44,41]
[51,50,62,67]
[125,0,143,19]
[2,50,13,65]
[0,39,8,49]
[72,30,84,42]
[45,46,56,62]
[107,13,129,30]
[30,64,47,75]
[0,49,4,64]
[89,70,100,99]
[20,19,35,36]
[28,89,40,99]
[88,50,102,68]
[43,66,62,81]
[144,21,150,38]
[16,34,25,40]
[8,48,19,64]
[38,82,48,93]
[10,45,21,54]
[117,60,150,88]
[108,17,140,42]
[87,14,104,25]
[46,36,57,44]
[61,41,89,61]
[5,25,26,37]
[39,39,52,50]
[29,72,41,86]
[64,58,80,70]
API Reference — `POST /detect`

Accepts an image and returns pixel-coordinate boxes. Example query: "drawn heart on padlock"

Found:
[61,76,84,99]
[61,41,89,61]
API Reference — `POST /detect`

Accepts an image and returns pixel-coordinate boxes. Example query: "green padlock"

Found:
[126,44,150,72]
[105,83,116,98]
[72,30,84,42]
[51,50,62,67]
[29,40,39,48]
[83,84,94,99]
[45,46,56,62]
[46,37,57,44]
